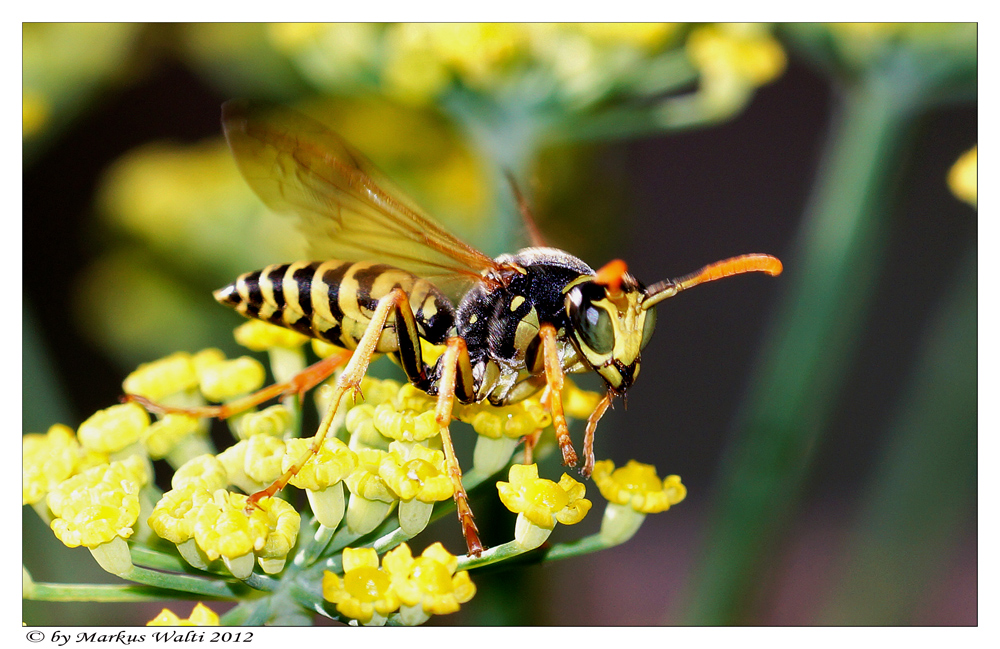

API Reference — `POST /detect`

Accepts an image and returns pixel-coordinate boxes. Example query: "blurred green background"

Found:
[23,23,976,626]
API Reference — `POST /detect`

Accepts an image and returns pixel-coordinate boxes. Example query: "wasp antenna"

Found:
[505,171,548,247]
[642,254,782,310]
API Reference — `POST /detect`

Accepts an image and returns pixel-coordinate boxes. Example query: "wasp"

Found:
[129,100,782,556]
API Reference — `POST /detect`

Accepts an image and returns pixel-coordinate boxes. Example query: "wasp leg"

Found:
[581,391,614,478]
[246,288,412,510]
[124,349,352,419]
[538,324,578,468]
[435,336,484,557]
[522,429,543,466]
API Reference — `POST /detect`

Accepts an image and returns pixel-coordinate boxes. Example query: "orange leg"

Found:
[581,391,614,478]
[539,324,578,468]
[435,336,484,557]
[522,429,543,466]
[124,349,352,419]
[245,289,408,511]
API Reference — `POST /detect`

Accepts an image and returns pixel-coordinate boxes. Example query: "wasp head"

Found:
[565,260,656,396]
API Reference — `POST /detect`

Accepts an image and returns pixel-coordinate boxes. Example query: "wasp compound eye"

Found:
[567,284,615,355]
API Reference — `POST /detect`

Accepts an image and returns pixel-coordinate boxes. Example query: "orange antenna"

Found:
[641,254,782,309]
[594,259,630,296]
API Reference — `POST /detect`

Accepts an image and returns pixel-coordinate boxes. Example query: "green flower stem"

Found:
[682,67,923,625]
[241,572,279,592]
[819,248,976,623]
[130,544,213,575]
[25,581,192,603]
[456,539,528,571]
[121,565,245,599]
[543,532,612,562]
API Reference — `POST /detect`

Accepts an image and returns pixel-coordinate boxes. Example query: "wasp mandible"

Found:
[129,101,782,556]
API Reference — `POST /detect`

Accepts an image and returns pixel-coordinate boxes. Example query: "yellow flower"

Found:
[948,145,977,208]
[237,404,293,440]
[242,435,287,485]
[22,424,85,506]
[561,380,603,420]
[592,459,687,545]
[686,23,786,87]
[216,438,285,495]
[171,454,228,492]
[148,482,214,545]
[234,319,309,351]
[193,490,270,578]
[383,542,475,624]
[344,448,398,535]
[380,442,454,536]
[147,602,220,626]
[280,436,357,530]
[147,482,215,570]
[592,459,686,514]
[122,352,199,402]
[497,464,591,550]
[76,402,149,455]
[47,460,144,549]
[22,89,48,137]
[142,414,201,460]
[498,464,591,528]
[343,404,387,450]
[254,496,301,574]
[456,397,551,475]
[191,348,227,377]
[46,459,148,576]
[456,399,550,440]
[361,376,406,408]
[372,401,440,442]
[198,356,266,402]
[285,436,357,490]
[323,547,400,625]
[379,442,453,503]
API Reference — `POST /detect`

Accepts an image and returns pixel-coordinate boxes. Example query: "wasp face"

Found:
[565,277,657,395]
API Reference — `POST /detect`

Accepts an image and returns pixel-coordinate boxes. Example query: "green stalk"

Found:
[25,582,191,603]
[122,565,245,599]
[681,67,922,624]
[818,248,976,623]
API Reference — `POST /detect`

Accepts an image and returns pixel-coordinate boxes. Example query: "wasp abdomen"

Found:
[214,260,455,351]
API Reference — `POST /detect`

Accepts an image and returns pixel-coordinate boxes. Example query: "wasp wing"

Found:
[222,100,498,295]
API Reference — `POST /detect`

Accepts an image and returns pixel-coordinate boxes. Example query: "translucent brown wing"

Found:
[221,100,499,295]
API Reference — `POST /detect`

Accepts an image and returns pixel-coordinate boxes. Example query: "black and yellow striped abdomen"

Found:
[214,261,456,351]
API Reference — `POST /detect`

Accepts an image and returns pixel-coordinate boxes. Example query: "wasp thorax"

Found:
[565,277,656,394]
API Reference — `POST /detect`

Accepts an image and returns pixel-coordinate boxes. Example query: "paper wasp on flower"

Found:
[128,100,782,556]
